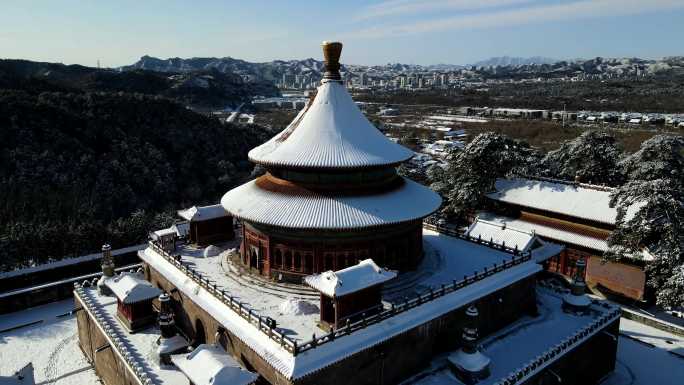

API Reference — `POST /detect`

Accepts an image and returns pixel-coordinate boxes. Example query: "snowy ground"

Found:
[79,288,188,384]
[403,298,684,385]
[602,318,684,385]
[0,299,100,384]
[1,295,682,385]
[165,229,515,341]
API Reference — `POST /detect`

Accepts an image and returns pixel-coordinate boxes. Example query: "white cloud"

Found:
[348,0,684,39]
[355,0,530,21]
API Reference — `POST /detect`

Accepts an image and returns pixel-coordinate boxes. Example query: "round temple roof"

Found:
[221,177,441,230]
[248,44,413,170]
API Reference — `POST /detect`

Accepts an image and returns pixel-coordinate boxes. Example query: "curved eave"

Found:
[248,81,414,169]
[221,177,442,231]
[248,155,411,172]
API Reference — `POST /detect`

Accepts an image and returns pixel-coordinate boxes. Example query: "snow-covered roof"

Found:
[477,212,608,253]
[221,177,441,230]
[486,178,641,225]
[304,259,397,298]
[105,273,162,304]
[248,81,414,169]
[466,218,537,252]
[177,204,229,222]
[530,242,566,263]
[173,222,190,237]
[171,344,258,385]
[151,227,176,239]
[466,217,565,262]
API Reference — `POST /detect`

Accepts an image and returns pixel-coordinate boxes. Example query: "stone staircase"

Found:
[221,255,318,299]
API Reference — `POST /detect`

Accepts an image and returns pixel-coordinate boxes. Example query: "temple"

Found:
[74,42,621,385]
[221,41,441,281]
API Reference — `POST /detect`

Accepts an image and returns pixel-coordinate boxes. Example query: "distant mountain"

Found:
[472,56,557,67]
[123,55,336,83]
[0,59,279,107]
[0,90,270,270]
[122,54,684,85]
[472,56,684,79]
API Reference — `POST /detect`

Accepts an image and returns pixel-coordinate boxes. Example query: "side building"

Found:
[480,176,649,302]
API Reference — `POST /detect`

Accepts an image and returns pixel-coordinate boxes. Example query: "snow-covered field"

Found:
[0,299,99,384]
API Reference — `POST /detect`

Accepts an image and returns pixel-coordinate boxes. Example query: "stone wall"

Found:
[74,295,142,385]
[521,319,619,385]
[145,261,538,385]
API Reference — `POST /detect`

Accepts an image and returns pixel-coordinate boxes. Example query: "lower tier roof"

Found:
[221,177,441,230]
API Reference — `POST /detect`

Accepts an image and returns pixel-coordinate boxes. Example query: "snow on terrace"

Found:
[403,289,622,385]
[0,299,99,384]
[140,228,539,380]
[76,287,187,385]
[168,241,322,342]
[148,229,520,341]
[0,243,146,279]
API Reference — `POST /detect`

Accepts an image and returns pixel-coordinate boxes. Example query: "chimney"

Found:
[447,305,491,384]
[97,244,114,296]
[321,41,343,82]
[158,293,175,339]
[156,292,189,364]
[562,257,591,314]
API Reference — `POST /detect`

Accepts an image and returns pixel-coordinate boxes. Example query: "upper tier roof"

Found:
[248,81,414,169]
[221,177,441,230]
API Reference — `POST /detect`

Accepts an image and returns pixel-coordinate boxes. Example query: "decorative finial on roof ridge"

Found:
[321,41,343,81]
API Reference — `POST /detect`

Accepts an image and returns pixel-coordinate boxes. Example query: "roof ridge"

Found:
[516,174,615,192]
[474,218,534,236]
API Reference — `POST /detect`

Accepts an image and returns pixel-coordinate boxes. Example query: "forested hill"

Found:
[0,90,271,271]
[0,59,280,108]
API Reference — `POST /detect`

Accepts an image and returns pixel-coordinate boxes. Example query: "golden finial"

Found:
[321,41,343,81]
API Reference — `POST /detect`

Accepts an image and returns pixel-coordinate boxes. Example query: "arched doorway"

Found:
[194,319,206,347]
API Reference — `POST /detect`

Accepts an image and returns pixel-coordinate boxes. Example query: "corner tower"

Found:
[221,42,442,282]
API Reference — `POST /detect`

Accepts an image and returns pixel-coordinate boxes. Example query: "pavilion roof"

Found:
[171,344,258,385]
[105,273,162,304]
[304,259,397,298]
[177,204,229,222]
[221,177,441,230]
[248,75,413,169]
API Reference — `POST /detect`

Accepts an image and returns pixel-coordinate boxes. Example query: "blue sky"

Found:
[1,0,683,67]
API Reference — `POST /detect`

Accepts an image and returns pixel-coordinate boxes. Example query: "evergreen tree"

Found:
[608,135,684,308]
[0,90,268,271]
[434,132,541,221]
[607,179,684,308]
[619,135,684,186]
[541,130,624,186]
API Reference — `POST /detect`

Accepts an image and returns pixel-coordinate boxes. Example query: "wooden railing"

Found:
[492,293,621,385]
[148,241,299,354]
[294,249,531,354]
[148,221,532,356]
[423,222,527,256]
